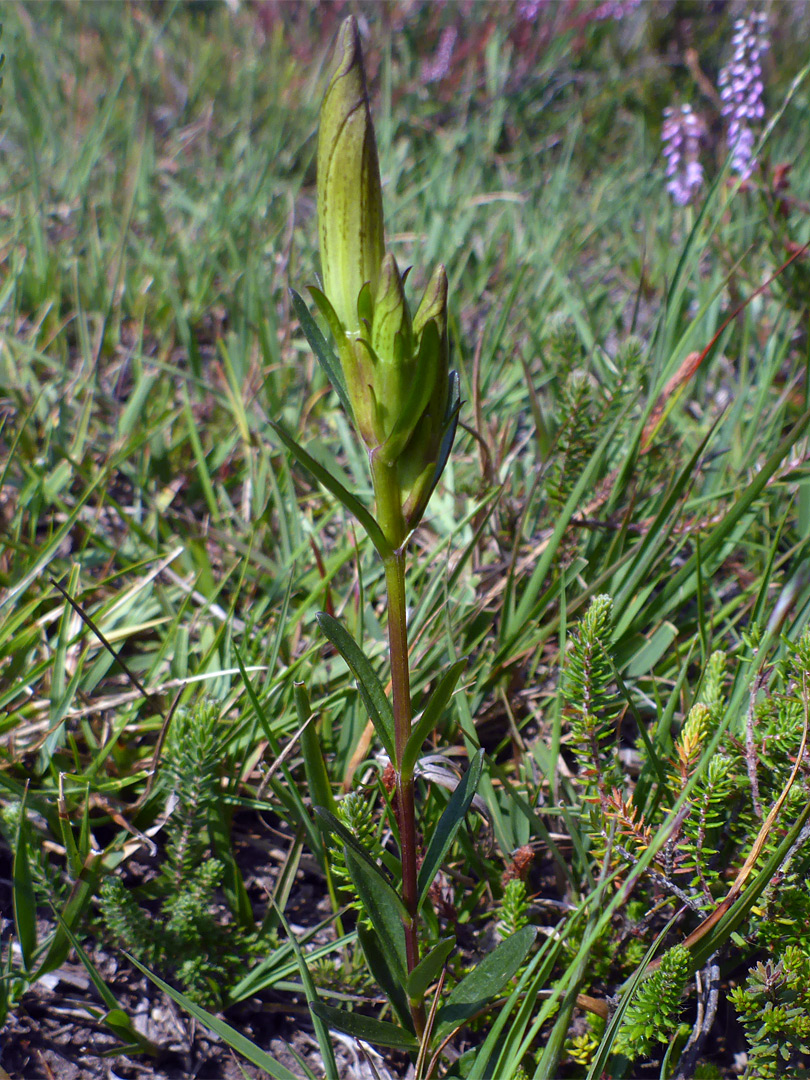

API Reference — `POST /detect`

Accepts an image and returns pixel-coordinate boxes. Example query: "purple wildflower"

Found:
[662,104,705,206]
[422,25,458,84]
[516,0,545,20]
[591,0,642,21]
[718,11,769,179]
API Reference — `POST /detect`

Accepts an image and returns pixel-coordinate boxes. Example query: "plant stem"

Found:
[383,549,425,1033]
[373,454,425,1036]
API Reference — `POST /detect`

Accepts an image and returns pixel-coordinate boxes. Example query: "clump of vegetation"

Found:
[99,702,266,1008]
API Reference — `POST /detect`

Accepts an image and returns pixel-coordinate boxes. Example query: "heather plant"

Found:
[98,702,269,1009]
[660,9,771,205]
[662,104,705,206]
[719,11,769,179]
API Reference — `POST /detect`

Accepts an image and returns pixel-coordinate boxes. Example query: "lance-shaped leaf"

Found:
[406,935,456,1001]
[402,658,467,782]
[418,749,484,909]
[36,849,102,978]
[270,421,391,558]
[13,792,37,971]
[357,924,413,1030]
[294,681,336,817]
[311,1001,419,1051]
[291,287,352,417]
[433,926,538,1041]
[125,952,303,1079]
[316,612,396,758]
[314,807,396,884]
[344,846,408,977]
[274,903,339,1080]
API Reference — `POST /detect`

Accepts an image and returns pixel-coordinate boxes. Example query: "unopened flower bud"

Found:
[371,253,414,436]
[413,264,448,343]
[399,265,450,526]
[317,16,385,336]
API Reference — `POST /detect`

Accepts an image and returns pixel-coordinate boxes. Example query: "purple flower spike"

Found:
[662,104,705,206]
[718,11,769,180]
[516,0,546,20]
[422,26,458,85]
[591,0,642,21]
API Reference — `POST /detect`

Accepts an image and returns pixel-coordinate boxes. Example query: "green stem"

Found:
[383,550,425,1038]
[372,453,425,1037]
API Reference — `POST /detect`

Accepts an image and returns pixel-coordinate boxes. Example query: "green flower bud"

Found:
[371,253,413,437]
[317,16,385,337]
[312,19,458,542]
[399,266,450,526]
[412,263,448,343]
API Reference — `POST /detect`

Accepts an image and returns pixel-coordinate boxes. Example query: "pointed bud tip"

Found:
[414,264,448,337]
[378,252,401,292]
[333,16,361,83]
[371,252,411,371]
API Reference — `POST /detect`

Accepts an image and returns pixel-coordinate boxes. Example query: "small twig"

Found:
[746,667,767,819]
[615,842,706,916]
[49,577,183,809]
[673,956,720,1080]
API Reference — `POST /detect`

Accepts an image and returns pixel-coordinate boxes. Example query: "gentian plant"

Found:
[274,15,536,1061]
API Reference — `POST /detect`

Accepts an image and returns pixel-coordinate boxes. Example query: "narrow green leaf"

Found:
[585,917,681,1080]
[418,749,484,909]
[56,778,86,879]
[293,286,352,417]
[647,410,810,630]
[406,935,455,1000]
[124,952,302,1080]
[612,425,716,627]
[469,924,569,1080]
[235,649,323,860]
[315,612,396,759]
[295,681,336,816]
[51,907,158,1056]
[209,804,254,930]
[273,904,339,1080]
[434,926,537,1040]
[13,794,37,971]
[402,659,467,781]
[687,793,810,973]
[344,846,408,977]
[56,911,119,1010]
[407,370,461,524]
[357,925,413,1031]
[36,850,102,978]
[102,1009,159,1057]
[270,421,390,557]
[311,1001,419,1051]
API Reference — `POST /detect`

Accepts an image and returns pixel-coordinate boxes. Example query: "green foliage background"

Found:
[2,2,810,1077]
